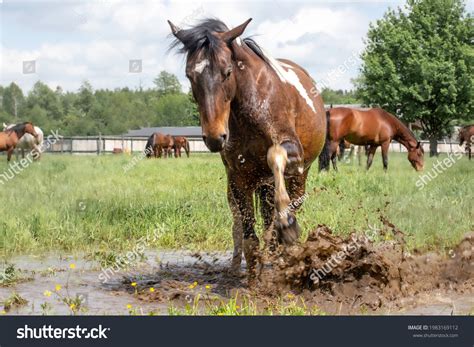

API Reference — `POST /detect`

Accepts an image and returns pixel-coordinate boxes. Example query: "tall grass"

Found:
[0,152,472,256]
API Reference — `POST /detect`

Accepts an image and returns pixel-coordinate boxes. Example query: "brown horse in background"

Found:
[173,136,190,157]
[319,107,424,172]
[169,18,326,281]
[146,132,174,158]
[0,122,38,162]
[459,125,474,160]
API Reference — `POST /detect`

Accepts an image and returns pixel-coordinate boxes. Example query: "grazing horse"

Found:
[145,133,155,158]
[3,123,44,160]
[172,136,190,157]
[0,122,38,162]
[169,18,326,280]
[458,125,474,160]
[147,132,174,158]
[319,107,424,172]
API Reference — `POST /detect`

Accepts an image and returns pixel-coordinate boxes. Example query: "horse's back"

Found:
[275,58,326,163]
[329,107,391,144]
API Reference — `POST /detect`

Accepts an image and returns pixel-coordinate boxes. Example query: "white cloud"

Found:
[1,0,375,92]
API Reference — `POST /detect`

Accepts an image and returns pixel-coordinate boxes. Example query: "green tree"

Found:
[356,0,473,156]
[153,71,182,96]
[153,94,198,126]
[2,82,24,121]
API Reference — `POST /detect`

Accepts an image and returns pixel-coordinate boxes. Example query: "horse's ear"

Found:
[219,18,252,44]
[167,20,186,42]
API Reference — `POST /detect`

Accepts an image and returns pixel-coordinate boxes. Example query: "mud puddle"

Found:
[0,227,472,315]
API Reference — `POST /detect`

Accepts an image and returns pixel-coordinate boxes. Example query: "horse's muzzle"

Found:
[203,134,227,152]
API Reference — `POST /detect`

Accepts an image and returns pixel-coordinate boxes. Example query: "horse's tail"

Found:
[318,110,331,171]
[184,138,190,157]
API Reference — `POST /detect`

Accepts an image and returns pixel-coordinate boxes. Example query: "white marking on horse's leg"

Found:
[194,59,209,74]
[267,145,290,225]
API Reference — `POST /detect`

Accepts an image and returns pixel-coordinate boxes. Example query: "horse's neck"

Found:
[393,121,416,150]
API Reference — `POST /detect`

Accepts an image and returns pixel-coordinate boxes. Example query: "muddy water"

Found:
[0,231,472,315]
[0,251,234,315]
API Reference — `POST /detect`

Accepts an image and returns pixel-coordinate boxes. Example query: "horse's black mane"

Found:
[169,18,270,65]
[6,122,30,136]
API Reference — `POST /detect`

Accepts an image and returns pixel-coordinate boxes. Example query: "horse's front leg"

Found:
[227,181,243,276]
[366,145,378,170]
[229,177,259,283]
[267,141,304,245]
[7,147,13,162]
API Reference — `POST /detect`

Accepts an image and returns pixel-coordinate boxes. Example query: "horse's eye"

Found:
[223,67,232,80]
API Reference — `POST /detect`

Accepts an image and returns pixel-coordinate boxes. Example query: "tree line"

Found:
[0,71,199,136]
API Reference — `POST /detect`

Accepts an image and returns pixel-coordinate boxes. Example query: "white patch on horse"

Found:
[259,48,316,113]
[279,62,294,69]
[194,59,209,74]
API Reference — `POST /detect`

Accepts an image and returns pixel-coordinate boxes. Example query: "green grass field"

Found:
[0,152,472,257]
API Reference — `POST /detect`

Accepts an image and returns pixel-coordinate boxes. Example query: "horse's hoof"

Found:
[275,215,301,245]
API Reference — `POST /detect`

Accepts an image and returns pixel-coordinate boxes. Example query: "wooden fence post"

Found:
[98,133,102,155]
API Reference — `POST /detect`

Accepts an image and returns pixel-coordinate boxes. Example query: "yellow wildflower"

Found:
[149,287,155,293]
[205,285,211,290]
[69,303,76,311]
[43,290,52,297]
[69,263,76,269]
[126,304,132,309]
[131,282,137,287]
[55,284,62,291]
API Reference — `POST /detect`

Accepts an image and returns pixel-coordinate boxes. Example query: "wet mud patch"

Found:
[257,226,473,314]
[122,226,473,315]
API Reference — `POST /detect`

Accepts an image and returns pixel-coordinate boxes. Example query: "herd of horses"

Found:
[145,133,190,158]
[0,122,43,161]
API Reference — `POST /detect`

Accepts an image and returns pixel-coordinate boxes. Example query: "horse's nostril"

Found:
[202,135,207,142]
[221,134,227,142]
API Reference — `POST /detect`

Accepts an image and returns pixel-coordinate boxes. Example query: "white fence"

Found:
[45,136,209,154]
[37,136,463,155]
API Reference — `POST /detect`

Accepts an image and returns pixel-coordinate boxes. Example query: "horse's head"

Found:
[169,18,252,152]
[408,142,424,171]
[23,122,38,138]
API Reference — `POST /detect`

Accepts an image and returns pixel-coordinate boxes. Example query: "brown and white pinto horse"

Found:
[458,125,474,160]
[0,122,38,162]
[320,107,424,172]
[172,136,190,157]
[169,18,326,281]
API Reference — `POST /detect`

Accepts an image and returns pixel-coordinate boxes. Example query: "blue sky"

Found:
[1,0,471,92]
